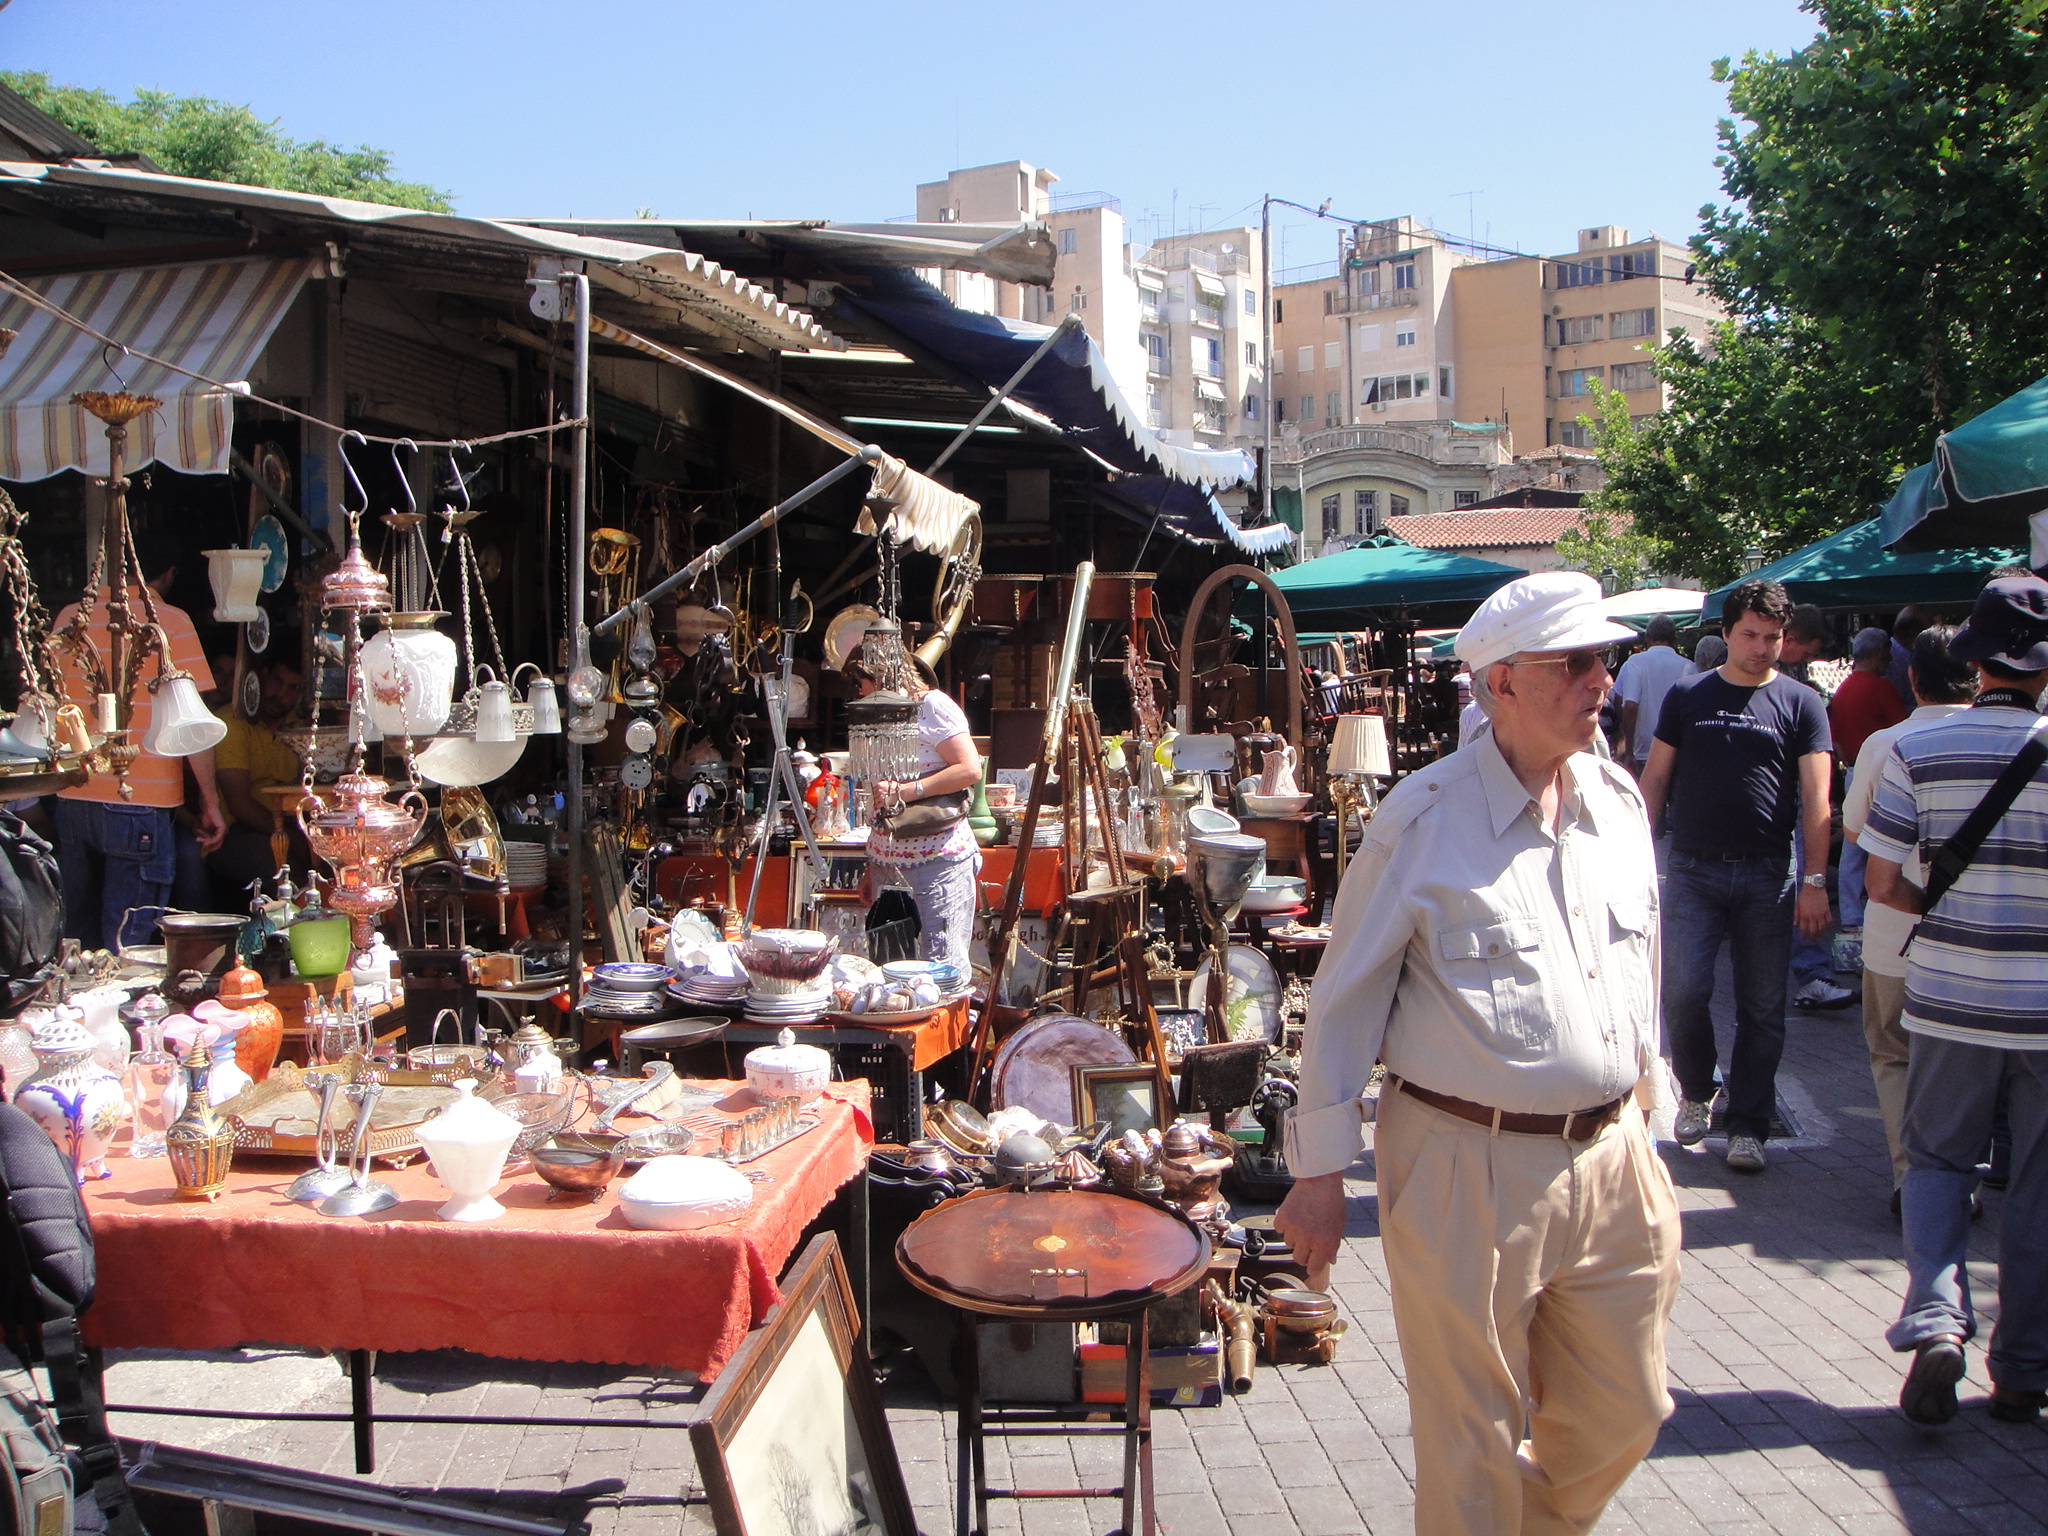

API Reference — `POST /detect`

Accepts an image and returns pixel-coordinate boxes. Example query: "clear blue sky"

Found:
[3,0,1819,273]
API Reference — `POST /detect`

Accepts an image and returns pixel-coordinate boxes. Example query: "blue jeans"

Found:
[1663,849,1796,1141]
[1838,837,1869,932]
[1790,838,1833,985]
[1887,1035,2048,1392]
[51,799,176,951]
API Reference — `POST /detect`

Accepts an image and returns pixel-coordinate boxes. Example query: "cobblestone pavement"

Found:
[106,958,2045,1535]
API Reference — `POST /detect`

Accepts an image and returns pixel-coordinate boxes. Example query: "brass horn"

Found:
[914,512,983,671]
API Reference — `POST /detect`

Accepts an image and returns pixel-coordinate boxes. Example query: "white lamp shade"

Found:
[361,624,458,738]
[472,677,515,744]
[1329,714,1391,778]
[142,674,227,758]
[525,676,561,735]
[203,549,268,623]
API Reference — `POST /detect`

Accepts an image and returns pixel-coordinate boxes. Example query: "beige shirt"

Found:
[1843,703,1967,978]
[1284,731,1660,1178]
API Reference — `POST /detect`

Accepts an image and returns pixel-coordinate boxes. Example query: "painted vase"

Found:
[164,1044,236,1201]
[15,1012,126,1183]
[215,964,284,1082]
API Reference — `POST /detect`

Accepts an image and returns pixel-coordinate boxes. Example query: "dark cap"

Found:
[1949,576,2048,671]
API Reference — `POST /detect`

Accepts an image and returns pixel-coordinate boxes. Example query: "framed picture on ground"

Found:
[688,1233,914,1536]
[1072,1063,1163,1137]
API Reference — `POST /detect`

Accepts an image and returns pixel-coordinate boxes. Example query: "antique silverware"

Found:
[319,1082,400,1216]
[286,1072,352,1203]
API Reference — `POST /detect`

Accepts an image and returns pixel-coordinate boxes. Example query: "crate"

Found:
[828,1036,921,1144]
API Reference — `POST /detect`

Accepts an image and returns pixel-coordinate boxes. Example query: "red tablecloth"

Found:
[80,1081,871,1382]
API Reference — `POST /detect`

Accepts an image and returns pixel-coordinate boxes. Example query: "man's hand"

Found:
[1795,883,1831,939]
[195,800,227,855]
[1274,1170,1348,1288]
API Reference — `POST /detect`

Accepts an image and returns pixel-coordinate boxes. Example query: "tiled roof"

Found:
[1389,506,1621,550]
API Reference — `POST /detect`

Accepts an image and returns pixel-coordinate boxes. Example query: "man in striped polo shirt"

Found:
[1861,576,2048,1427]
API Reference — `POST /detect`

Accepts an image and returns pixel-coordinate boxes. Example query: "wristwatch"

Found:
[1801,873,1827,889]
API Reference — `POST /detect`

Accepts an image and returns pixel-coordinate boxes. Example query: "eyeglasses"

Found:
[1504,646,1618,679]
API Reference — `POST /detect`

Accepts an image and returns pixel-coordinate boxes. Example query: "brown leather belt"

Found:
[1394,1076,1625,1141]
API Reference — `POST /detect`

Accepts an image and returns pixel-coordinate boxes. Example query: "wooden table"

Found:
[83,1080,873,1471]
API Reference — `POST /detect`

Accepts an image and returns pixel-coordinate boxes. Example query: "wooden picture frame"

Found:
[688,1233,915,1536]
[1073,1063,1162,1137]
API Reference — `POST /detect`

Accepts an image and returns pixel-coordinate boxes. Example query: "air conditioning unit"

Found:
[1370,402,1387,412]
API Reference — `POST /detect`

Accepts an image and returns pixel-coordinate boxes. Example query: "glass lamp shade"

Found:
[525,676,561,735]
[1328,714,1391,778]
[203,549,268,623]
[142,674,227,758]
[472,673,515,744]
[361,621,457,738]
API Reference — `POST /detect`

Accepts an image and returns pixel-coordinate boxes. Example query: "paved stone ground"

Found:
[105,953,2046,1535]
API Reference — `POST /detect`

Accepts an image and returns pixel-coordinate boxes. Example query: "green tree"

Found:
[1592,1,2048,577]
[2,71,451,212]
[1555,387,1677,588]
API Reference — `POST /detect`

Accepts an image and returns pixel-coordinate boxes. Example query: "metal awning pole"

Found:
[566,273,591,1005]
[592,447,881,637]
[924,313,1080,478]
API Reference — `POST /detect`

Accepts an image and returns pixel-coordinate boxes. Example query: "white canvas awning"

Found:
[0,256,317,481]
[1192,270,1227,302]
[1195,377,1226,402]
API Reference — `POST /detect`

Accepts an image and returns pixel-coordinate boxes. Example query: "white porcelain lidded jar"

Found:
[743,1028,831,1104]
[15,1011,126,1183]
[617,1154,754,1231]
[414,1079,523,1221]
[361,615,459,738]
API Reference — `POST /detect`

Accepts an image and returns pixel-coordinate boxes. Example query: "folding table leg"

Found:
[349,1349,375,1474]
[1121,1305,1154,1536]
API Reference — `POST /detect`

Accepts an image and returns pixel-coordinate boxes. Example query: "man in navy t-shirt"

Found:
[1639,579,1834,1174]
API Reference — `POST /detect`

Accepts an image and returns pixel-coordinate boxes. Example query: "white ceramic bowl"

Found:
[1185,806,1240,836]
[617,1155,754,1231]
[1242,792,1313,818]
[1240,877,1309,912]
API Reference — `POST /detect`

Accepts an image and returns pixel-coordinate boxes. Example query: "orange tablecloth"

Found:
[80,1080,872,1382]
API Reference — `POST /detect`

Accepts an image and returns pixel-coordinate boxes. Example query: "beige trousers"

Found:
[1376,1088,1683,1536]
[1861,969,1911,1189]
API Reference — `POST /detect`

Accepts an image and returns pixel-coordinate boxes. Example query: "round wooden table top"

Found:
[896,1187,1211,1320]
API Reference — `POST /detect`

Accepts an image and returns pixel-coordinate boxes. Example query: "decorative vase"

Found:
[187,1003,253,1107]
[361,614,458,738]
[413,1079,522,1222]
[123,1021,178,1158]
[15,1012,126,1183]
[164,1044,236,1200]
[215,963,284,1082]
[967,776,998,848]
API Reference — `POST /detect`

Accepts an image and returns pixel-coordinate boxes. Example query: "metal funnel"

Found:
[1188,832,1267,913]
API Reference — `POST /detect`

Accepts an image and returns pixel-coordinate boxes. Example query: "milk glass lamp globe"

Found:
[361,617,457,738]
[203,549,268,623]
[472,670,515,745]
[142,674,226,757]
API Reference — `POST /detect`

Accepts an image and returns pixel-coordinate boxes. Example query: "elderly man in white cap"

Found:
[1277,572,1681,1536]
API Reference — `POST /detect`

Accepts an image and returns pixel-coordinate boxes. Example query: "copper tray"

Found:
[990,1013,1135,1124]
[896,1188,1209,1320]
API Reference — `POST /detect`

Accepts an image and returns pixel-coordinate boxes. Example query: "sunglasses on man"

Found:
[1503,646,1619,679]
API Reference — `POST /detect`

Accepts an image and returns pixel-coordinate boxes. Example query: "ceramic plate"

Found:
[1189,944,1284,1043]
[990,1013,1136,1124]
[251,515,290,593]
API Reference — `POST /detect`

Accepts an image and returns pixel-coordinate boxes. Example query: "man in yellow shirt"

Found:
[207,656,305,900]
[50,542,226,949]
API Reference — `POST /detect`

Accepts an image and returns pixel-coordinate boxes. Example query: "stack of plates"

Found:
[504,842,549,890]
[580,985,673,1018]
[743,982,830,1024]
[668,939,750,1009]
[667,973,749,1008]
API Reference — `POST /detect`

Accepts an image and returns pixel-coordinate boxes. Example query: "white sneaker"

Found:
[1794,977,1856,1010]
[1674,1098,1713,1146]
[1725,1134,1767,1173]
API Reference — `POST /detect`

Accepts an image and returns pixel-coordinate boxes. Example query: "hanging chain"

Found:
[0,490,55,734]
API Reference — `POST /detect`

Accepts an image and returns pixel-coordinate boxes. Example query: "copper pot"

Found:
[297,771,428,954]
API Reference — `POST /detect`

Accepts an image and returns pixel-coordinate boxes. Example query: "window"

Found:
[1354,489,1377,533]
[1069,288,1087,311]
[1274,298,1284,322]
[1557,367,1602,396]
[1323,342,1341,369]
[1364,372,1431,404]
[1199,398,1225,433]
[1273,346,1284,373]
[1146,387,1165,427]
[1609,250,1656,281]
[1058,227,1077,255]
[1244,288,1258,316]
[1393,262,1416,289]
[1609,307,1655,340]
[1275,396,1286,422]
[1297,346,1314,373]
[1557,314,1602,345]
[1395,323,1416,348]
[1438,365,1454,399]
[1321,495,1341,541]
[1557,419,1597,448]
[1243,393,1261,420]
[1300,395,1315,421]
[1325,392,1341,425]
[1246,342,1259,367]
[1389,493,1410,517]
[1555,260,1604,288]
[1453,490,1479,509]
[1145,332,1167,374]
[1611,361,1656,392]
[1202,338,1222,376]
[1358,324,1381,353]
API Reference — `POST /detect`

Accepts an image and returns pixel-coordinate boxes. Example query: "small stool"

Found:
[897,1188,1210,1536]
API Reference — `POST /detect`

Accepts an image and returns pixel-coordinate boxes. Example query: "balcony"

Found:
[1146,352,1172,378]
[1140,300,1165,325]
[1325,288,1419,315]
[1134,244,1248,277]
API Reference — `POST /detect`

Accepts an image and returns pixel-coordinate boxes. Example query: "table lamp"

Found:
[1327,714,1391,879]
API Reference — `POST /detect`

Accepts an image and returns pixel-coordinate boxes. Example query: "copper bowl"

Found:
[531,1132,627,1200]
[1261,1287,1339,1333]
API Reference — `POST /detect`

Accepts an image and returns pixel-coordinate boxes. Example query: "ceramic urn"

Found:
[14,1011,126,1183]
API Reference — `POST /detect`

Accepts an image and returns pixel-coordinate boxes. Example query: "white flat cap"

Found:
[1455,572,1638,672]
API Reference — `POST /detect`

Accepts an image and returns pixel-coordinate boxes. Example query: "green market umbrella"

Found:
[1881,373,2048,554]
[1267,532,1521,628]
[1706,518,2022,614]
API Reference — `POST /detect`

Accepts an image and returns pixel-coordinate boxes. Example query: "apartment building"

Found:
[910,162,1265,454]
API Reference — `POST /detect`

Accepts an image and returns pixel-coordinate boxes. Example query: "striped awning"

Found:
[0,257,315,482]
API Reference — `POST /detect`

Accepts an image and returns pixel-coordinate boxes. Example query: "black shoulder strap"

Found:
[1909,725,2048,948]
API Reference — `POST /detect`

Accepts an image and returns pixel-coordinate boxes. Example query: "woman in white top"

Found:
[844,655,983,974]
